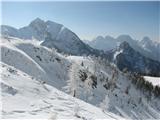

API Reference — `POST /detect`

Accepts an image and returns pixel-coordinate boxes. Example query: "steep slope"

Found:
[65,55,160,119]
[105,41,160,76]
[41,26,97,55]
[1,36,70,89]
[1,62,124,119]
[1,36,160,119]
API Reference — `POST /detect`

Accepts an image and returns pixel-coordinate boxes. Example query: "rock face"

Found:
[41,26,96,55]
[106,41,160,76]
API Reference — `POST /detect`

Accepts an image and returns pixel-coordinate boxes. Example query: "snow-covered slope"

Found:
[66,55,160,119]
[144,76,160,87]
[1,62,125,119]
[1,36,71,90]
[1,36,160,119]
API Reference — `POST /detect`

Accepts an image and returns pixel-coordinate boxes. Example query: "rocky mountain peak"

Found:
[29,18,45,26]
[119,41,130,50]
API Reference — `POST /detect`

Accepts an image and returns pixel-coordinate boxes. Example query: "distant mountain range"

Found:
[1,18,160,76]
[84,35,160,62]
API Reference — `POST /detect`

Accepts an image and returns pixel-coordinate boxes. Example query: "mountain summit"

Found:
[1,18,62,41]
[1,18,101,55]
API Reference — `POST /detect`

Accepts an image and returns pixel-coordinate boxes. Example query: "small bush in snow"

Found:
[7,68,17,74]
[55,57,61,62]
[79,70,88,82]
[36,55,42,61]
[89,75,97,88]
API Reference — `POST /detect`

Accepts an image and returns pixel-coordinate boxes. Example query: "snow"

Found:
[1,62,124,119]
[113,49,123,60]
[0,37,70,89]
[1,18,93,56]
[144,76,160,86]
[88,35,160,62]
[1,18,63,41]
[41,26,90,55]
[1,36,160,119]
[67,55,160,119]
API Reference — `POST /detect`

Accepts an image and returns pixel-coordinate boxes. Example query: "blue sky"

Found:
[1,1,159,41]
